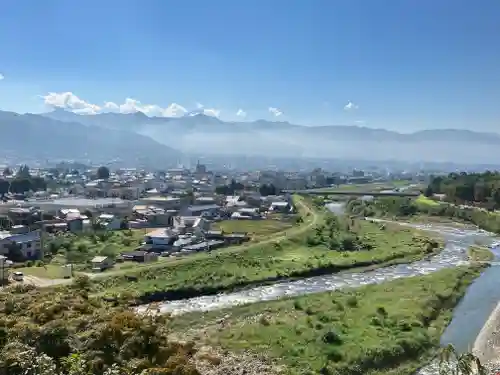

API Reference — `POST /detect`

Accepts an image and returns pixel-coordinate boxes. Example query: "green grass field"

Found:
[415,194,442,207]
[212,219,294,238]
[92,217,443,302]
[15,264,67,279]
[170,266,483,375]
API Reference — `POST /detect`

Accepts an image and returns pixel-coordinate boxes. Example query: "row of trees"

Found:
[214,179,245,195]
[425,171,500,209]
[0,165,47,195]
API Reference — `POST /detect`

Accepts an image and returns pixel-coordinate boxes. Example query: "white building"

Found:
[144,228,178,246]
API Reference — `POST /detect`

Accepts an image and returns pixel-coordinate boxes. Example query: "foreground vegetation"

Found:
[91,212,441,303]
[170,266,484,375]
[0,278,201,375]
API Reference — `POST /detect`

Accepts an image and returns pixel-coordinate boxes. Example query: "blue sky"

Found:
[0,0,499,132]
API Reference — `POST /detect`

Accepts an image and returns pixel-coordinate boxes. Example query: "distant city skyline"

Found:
[0,0,499,132]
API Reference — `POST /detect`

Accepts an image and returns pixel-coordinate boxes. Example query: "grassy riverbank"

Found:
[170,266,484,375]
[468,245,494,262]
[347,195,500,234]
[91,215,442,303]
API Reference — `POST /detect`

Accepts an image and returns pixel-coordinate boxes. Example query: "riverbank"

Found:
[168,266,483,375]
[92,218,442,304]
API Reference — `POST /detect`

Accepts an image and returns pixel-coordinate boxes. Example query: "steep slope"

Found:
[0,111,181,165]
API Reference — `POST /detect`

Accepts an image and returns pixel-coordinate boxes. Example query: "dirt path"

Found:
[20,275,71,287]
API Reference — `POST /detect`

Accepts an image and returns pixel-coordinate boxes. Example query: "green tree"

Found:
[9,178,32,193]
[16,165,31,179]
[97,166,110,179]
[0,179,10,197]
[2,167,12,177]
[7,242,24,261]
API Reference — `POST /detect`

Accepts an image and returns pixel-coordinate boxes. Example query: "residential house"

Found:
[144,228,178,247]
[224,233,250,245]
[181,204,220,218]
[91,256,114,272]
[133,205,173,226]
[194,196,217,205]
[225,197,250,213]
[0,230,41,259]
[59,208,81,219]
[172,216,210,235]
[183,240,225,252]
[173,236,195,250]
[231,207,260,220]
[140,196,183,210]
[98,214,123,230]
[7,207,39,226]
[269,201,292,213]
[120,251,158,263]
[204,230,224,240]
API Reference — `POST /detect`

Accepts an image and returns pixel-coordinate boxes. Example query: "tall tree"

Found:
[2,167,12,177]
[16,165,31,179]
[0,179,9,197]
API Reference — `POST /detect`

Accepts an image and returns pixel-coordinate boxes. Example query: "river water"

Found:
[136,202,500,373]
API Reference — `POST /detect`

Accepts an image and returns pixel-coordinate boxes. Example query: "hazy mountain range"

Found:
[0,108,498,165]
[0,110,180,166]
[44,109,500,164]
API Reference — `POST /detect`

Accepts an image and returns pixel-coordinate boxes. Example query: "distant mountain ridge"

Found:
[40,109,500,164]
[44,108,500,143]
[0,110,181,166]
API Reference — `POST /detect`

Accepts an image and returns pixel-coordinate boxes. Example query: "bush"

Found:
[322,330,343,345]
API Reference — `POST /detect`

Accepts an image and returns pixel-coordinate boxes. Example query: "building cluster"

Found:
[0,163,303,276]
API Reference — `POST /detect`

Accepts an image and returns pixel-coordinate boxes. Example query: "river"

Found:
[136,202,500,374]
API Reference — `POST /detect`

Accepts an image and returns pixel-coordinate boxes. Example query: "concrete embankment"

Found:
[473,301,500,367]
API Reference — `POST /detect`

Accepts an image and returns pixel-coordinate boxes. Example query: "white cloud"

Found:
[42,92,101,114]
[344,101,359,111]
[41,91,188,117]
[0,73,4,80]
[193,102,221,118]
[268,107,283,117]
[202,108,221,117]
[354,120,366,125]
[236,109,247,117]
